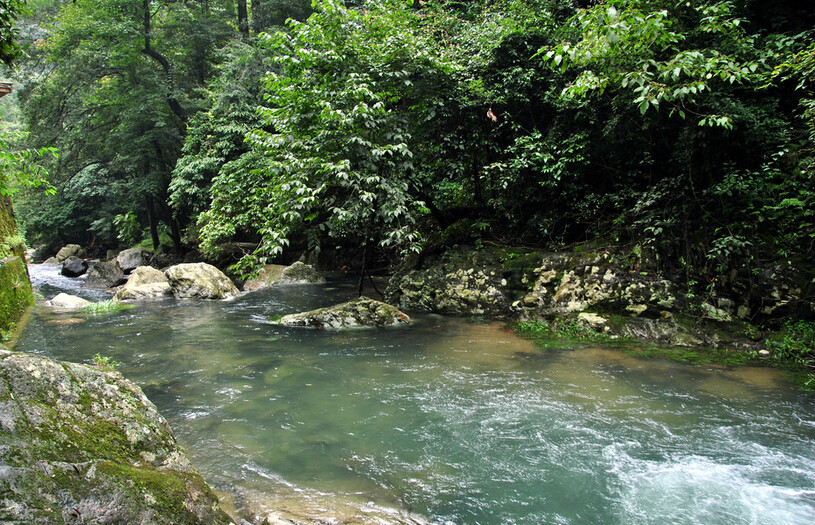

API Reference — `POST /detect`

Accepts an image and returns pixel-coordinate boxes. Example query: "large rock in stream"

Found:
[117,248,148,273]
[55,244,84,263]
[83,261,126,289]
[272,297,410,329]
[113,266,172,301]
[164,263,239,300]
[60,256,88,278]
[243,262,325,291]
[0,349,234,525]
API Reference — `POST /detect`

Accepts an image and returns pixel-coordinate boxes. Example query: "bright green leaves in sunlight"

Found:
[200,0,441,273]
[0,127,57,197]
[539,0,779,129]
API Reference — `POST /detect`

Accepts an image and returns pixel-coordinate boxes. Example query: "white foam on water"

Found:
[613,454,815,525]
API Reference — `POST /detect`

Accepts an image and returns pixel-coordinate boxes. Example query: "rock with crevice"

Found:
[165,263,239,300]
[113,266,172,301]
[83,261,126,289]
[272,296,410,329]
[0,350,234,525]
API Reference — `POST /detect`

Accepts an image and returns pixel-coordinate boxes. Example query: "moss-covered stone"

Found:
[0,257,34,340]
[272,296,410,329]
[0,350,234,525]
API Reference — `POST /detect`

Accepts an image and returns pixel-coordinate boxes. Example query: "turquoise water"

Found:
[15,264,815,524]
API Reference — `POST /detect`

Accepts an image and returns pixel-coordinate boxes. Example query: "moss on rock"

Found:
[0,350,234,525]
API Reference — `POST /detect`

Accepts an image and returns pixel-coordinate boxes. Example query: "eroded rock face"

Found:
[0,350,234,525]
[55,244,84,262]
[243,262,325,291]
[61,256,88,277]
[386,267,515,318]
[164,263,239,300]
[47,293,91,309]
[272,296,410,329]
[83,261,126,289]
[520,253,677,319]
[113,266,171,301]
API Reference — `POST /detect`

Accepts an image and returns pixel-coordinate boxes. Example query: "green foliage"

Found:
[112,212,142,246]
[83,300,133,315]
[91,352,122,371]
[766,320,815,367]
[0,0,26,67]
[0,125,57,197]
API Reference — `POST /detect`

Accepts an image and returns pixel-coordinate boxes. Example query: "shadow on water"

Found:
[14,264,815,525]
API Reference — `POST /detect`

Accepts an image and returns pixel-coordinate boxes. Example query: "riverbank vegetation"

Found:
[2,1,813,360]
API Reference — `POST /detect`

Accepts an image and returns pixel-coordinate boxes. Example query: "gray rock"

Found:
[46,293,91,309]
[60,256,88,277]
[42,256,60,265]
[272,296,410,329]
[55,243,84,262]
[113,266,171,301]
[116,247,147,273]
[0,350,234,525]
[165,262,239,300]
[243,262,325,291]
[83,261,125,289]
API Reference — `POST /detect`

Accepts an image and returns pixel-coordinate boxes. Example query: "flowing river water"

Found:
[13,264,815,525]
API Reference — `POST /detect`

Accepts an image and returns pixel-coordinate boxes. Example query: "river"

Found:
[13,263,815,525]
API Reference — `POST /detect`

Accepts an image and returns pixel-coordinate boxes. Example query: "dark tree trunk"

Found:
[357,244,368,297]
[155,198,183,252]
[237,0,249,37]
[146,197,160,250]
[141,0,187,123]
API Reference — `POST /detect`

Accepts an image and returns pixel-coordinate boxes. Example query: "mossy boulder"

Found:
[272,296,410,329]
[0,257,34,338]
[0,350,234,525]
[243,262,325,291]
[164,263,239,300]
[55,244,85,263]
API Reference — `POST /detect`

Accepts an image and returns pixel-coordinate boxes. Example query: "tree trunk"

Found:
[357,244,368,297]
[141,0,187,123]
[238,0,249,38]
[146,197,160,250]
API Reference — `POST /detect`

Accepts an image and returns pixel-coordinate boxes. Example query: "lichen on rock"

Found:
[0,350,234,525]
[164,263,239,300]
[272,296,410,329]
[114,266,172,301]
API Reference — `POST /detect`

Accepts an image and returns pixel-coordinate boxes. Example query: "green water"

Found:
[15,265,815,525]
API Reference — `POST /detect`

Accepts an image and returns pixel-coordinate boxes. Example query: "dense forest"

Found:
[2,0,814,296]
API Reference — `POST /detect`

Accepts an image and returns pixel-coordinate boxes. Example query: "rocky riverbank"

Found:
[386,245,814,351]
[0,349,235,525]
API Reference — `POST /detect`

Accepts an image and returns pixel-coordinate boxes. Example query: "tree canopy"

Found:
[6,0,814,300]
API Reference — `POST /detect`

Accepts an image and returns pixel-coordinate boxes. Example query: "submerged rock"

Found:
[60,256,88,277]
[165,262,239,300]
[55,243,84,262]
[83,260,126,289]
[0,350,234,525]
[243,262,325,291]
[47,292,91,309]
[113,266,171,301]
[272,296,410,329]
